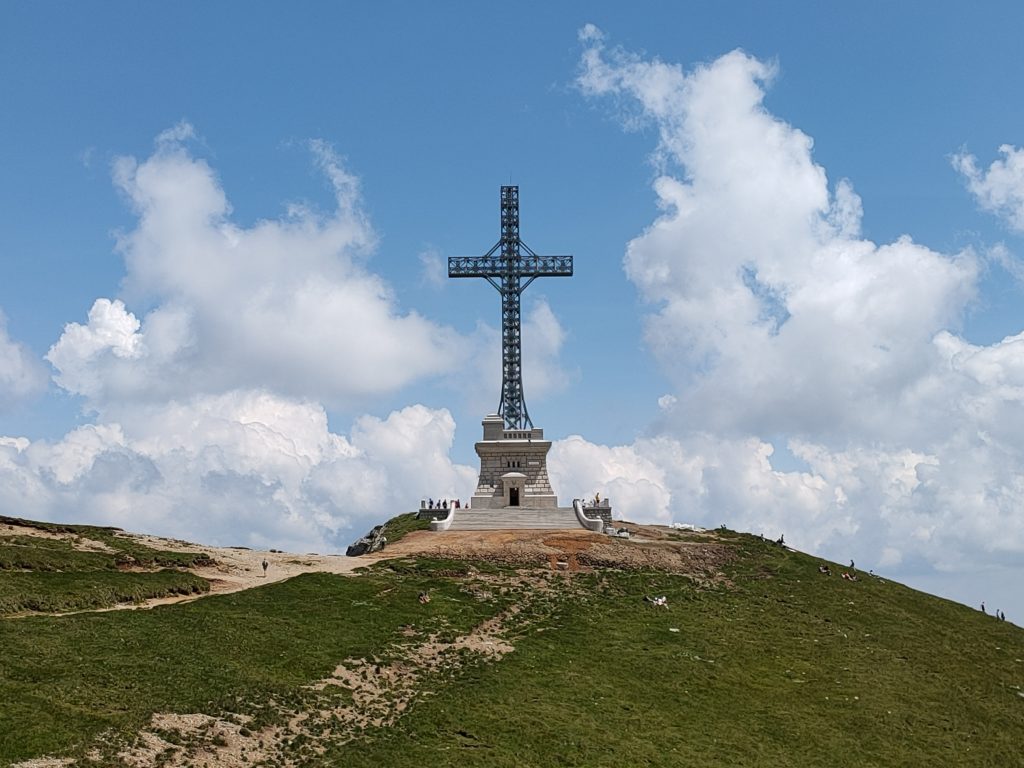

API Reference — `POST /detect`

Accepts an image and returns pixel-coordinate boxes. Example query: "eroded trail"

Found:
[111,569,572,767]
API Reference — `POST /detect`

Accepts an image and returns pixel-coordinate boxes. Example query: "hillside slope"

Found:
[1,517,1021,767]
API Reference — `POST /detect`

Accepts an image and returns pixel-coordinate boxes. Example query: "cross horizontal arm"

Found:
[448,254,574,279]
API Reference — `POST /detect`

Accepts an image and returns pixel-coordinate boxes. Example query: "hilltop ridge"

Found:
[1,514,1022,767]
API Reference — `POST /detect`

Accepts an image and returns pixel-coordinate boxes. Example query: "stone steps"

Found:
[447,507,583,531]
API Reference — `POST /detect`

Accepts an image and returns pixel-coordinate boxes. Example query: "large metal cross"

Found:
[449,186,573,430]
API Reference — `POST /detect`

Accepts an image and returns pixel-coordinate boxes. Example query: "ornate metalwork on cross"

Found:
[448,186,573,430]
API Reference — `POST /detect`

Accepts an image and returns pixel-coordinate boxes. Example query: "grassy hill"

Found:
[0,515,211,616]
[0,516,1021,767]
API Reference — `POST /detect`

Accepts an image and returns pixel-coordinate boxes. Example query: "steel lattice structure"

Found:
[449,186,573,430]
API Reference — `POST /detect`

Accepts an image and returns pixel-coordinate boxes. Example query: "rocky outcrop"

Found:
[346,525,388,557]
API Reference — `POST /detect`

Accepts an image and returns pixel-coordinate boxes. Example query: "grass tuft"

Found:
[378,512,430,544]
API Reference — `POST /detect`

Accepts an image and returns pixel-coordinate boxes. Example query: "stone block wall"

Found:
[472,438,558,508]
[475,447,553,495]
[469,415,564,509]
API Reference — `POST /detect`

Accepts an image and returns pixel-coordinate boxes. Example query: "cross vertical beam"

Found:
[448,186,573,430]
[499,186,527,429]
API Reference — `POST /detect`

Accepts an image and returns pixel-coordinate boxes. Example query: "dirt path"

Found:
[2,520,401,614]
[128,534,387,606]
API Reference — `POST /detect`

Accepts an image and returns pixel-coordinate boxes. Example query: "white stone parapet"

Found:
[429,506,455,531]
[573,499,604,532]
[582,498,613,526]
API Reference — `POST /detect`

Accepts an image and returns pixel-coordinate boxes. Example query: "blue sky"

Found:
[3,2,1024,619]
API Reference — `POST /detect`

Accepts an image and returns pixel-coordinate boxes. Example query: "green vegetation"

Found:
[0,515,214,568]
[1,522,1021,767]
[321,541,1024,767]
[0,566,501,764]
[0,537,121,572]
[0,518,214,616]
[0,570,209,615]
[379,512,430,544]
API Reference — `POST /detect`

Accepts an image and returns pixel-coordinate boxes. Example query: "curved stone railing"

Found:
[429,506,455,531]
[573,498,604,532]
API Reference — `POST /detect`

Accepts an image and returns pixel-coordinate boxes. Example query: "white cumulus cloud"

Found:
[0,312,47,409]
[0,394,475,552]
[954,144,1024,232]
[572,28,1024,612]
[47,126,463,411]
[4,124,580,558]
[579,33,976,441]
[449,297,573,419]
[523,298,573,401]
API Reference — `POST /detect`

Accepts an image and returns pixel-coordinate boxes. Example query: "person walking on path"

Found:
[262,558,269,577]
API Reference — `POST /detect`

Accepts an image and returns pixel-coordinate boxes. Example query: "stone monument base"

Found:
[470,414,557,509]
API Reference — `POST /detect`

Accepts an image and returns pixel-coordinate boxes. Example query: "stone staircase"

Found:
[447,507,584,531]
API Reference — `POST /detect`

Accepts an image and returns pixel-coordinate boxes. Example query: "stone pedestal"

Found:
[470,414,558,509]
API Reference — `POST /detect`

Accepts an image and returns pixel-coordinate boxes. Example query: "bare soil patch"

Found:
[379,527,736,582]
